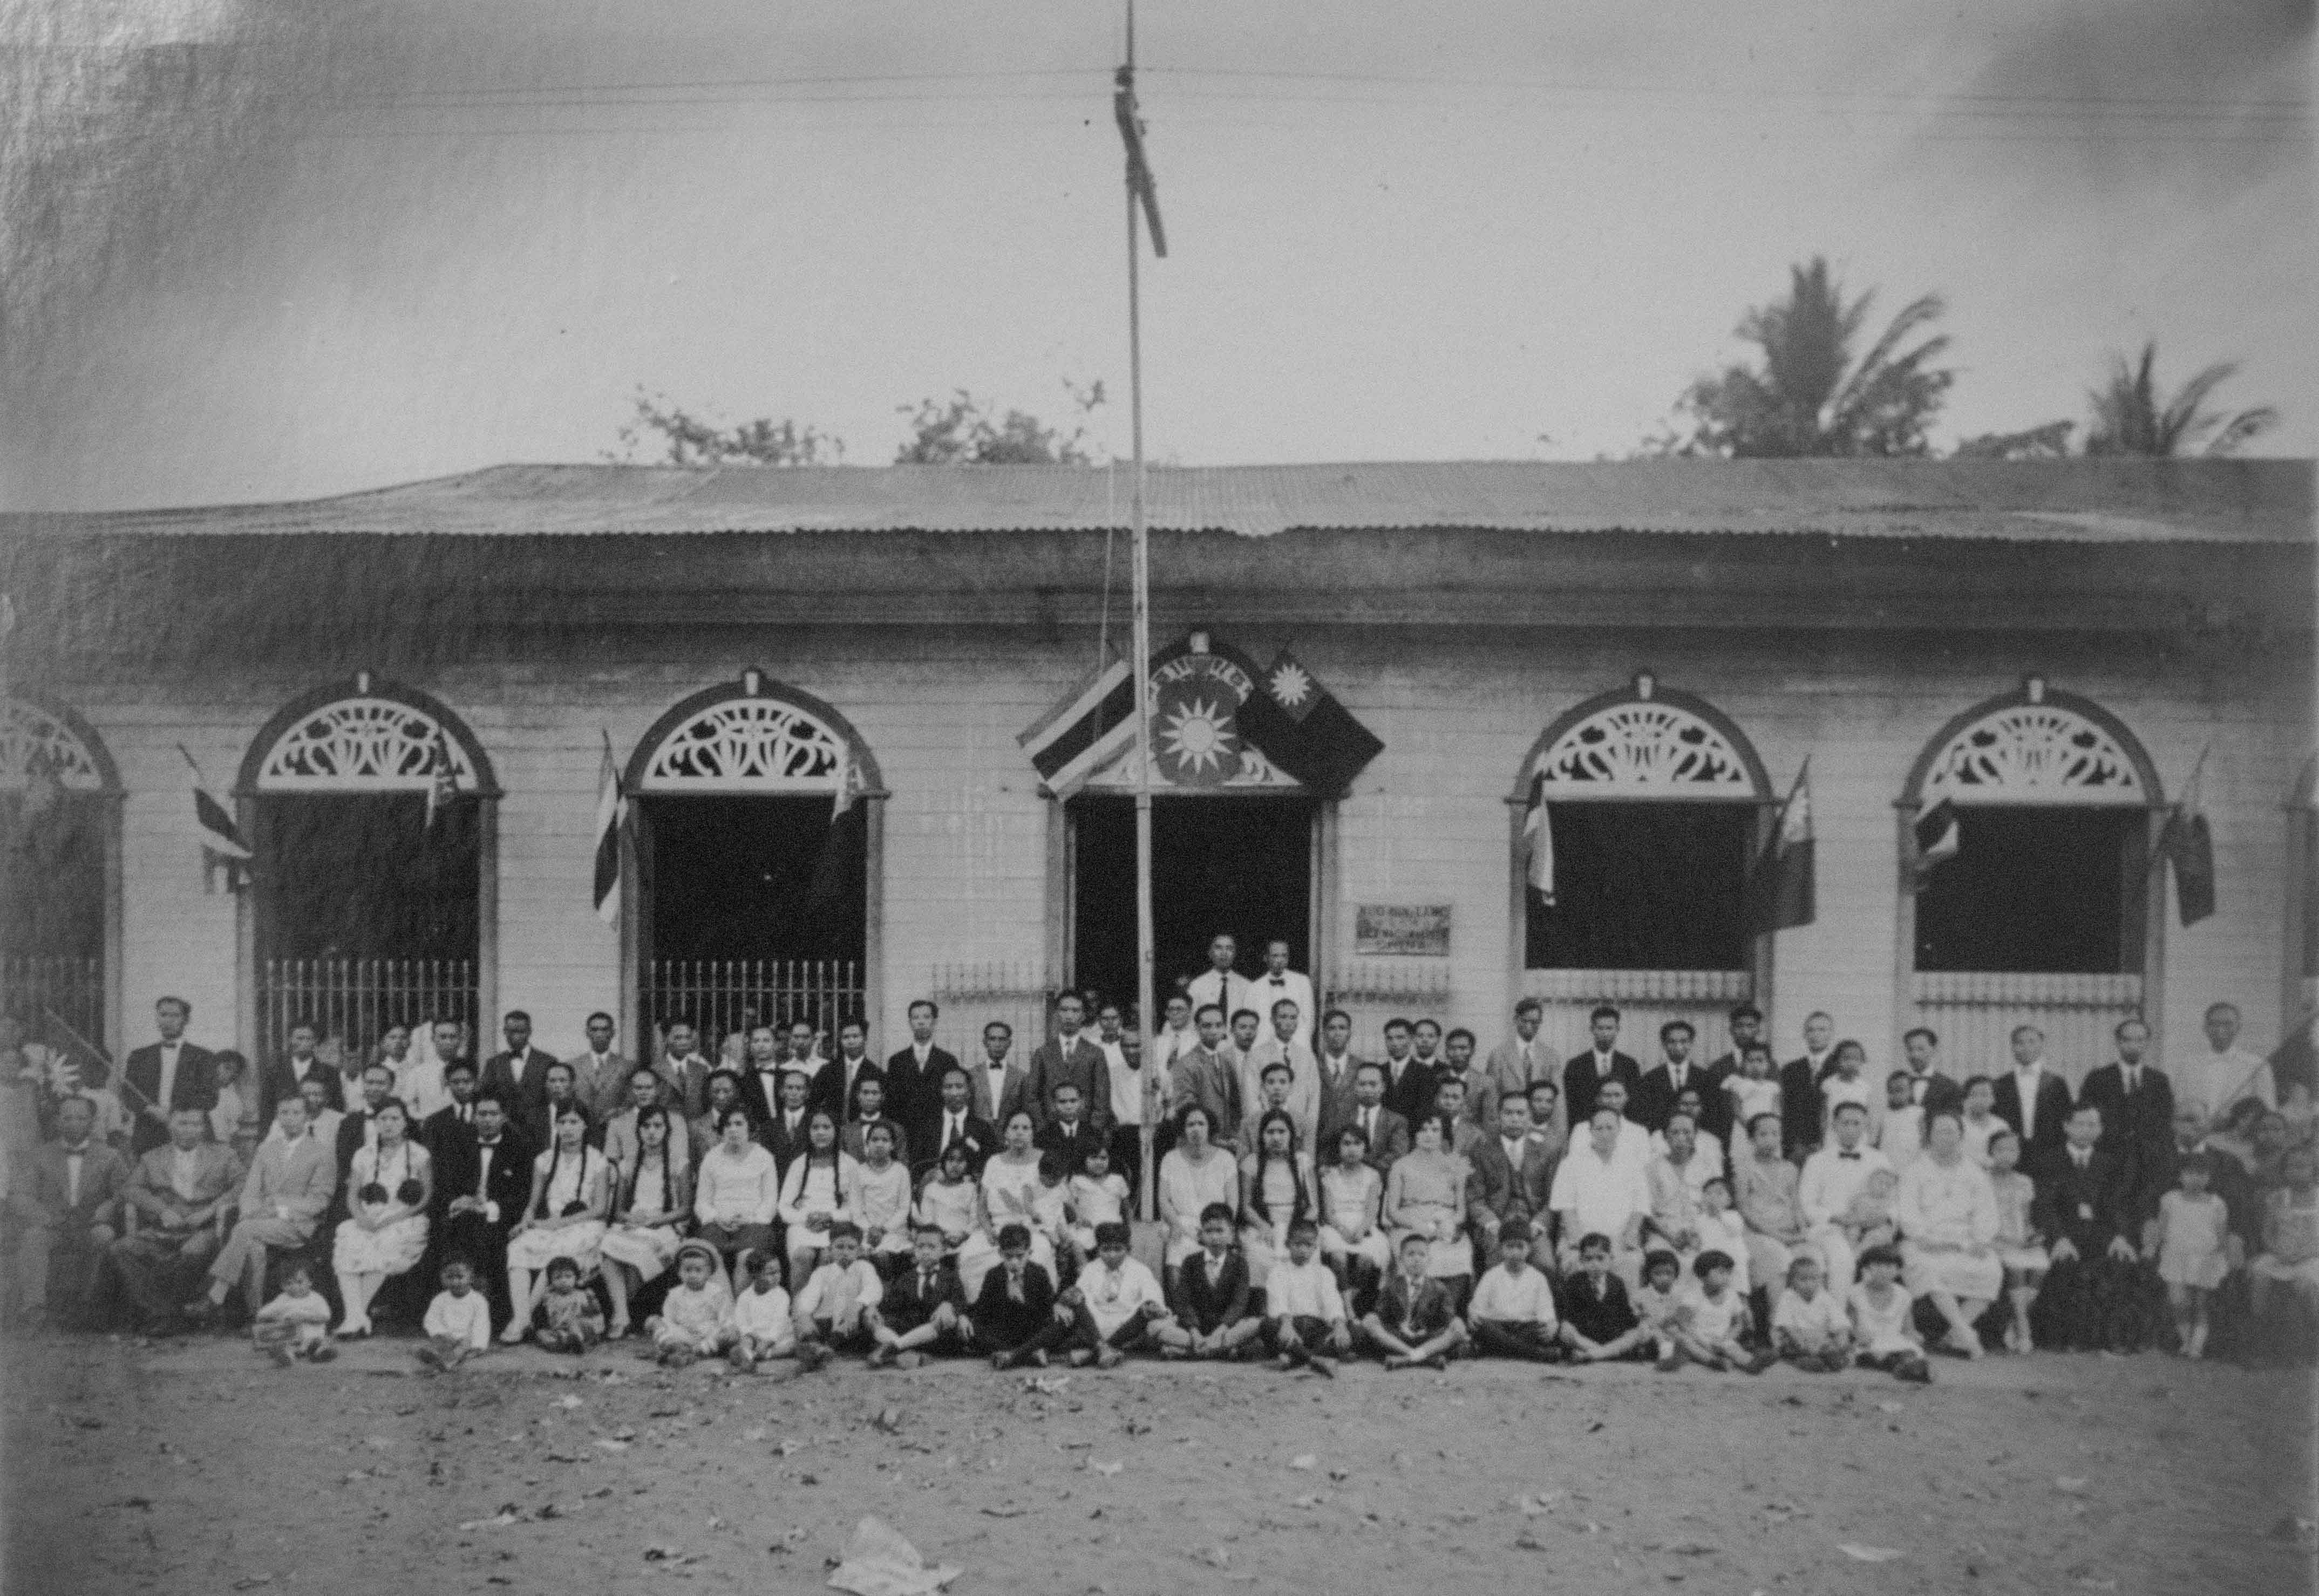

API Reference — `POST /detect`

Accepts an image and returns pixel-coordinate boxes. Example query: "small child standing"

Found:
[1771,1254,1851,1372]
[2151,1152,2234,1359]
[728,1250,797,1370]
[1671,1252,1773,1373]
[1876,1073,1924,1170]
[416,1258,493,1370]
[1847,1244,1930,1383]
[648,1240,737,1367]
[1465,1226,1560,1362]
[1031,1152,1078,1280]
[1557,1233,1650,1362]
[1986,1128,2048,1353]
[533,1256,606,1353]
[793,1223,885,1370]
[252,1264,335,1366]
[1066,1143,1132,1263]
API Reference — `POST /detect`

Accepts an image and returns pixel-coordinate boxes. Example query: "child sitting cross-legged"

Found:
[792,1222,885,1370]
[1155,1203,1264,1361]
[532,1255,606,1353]
[1848,1243,1932,1383]
[1558,1232,1653,1362]
[1630,1249,1689,1367]
[1465,1224,1560,1362]
[1358,1232,1469,1370]
[866,1224,968,1369]
[415,1256,492,1371]
[726,1250,795,1372]
[1668,1250,1774,1373]
[971,1223,1070,1370]
[1771,1253,1852,1372]
[1264,1216,1353,1376]
[647,1239,738,1367]
[1060,1220,1171,1369]
[252,1262,336,1366]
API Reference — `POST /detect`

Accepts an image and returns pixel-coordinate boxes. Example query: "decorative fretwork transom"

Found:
[256,697,477,792]
[1,699,107,792]
[640,699,846,793]
[1533,701,1756,797]
[1924,704,2146,806]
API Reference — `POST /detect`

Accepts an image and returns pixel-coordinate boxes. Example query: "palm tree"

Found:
[1665,257,1954,458]
[2083,343,2277,456]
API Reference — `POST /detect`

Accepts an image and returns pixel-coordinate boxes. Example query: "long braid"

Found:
[536,1136,563,1220]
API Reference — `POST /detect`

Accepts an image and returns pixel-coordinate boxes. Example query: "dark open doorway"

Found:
[1914,807,2148,974]
[1527,801,1753,971]
[256,796,479,962]
[1070,795,1315,1012]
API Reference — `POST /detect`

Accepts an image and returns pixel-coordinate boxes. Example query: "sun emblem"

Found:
[1160,697,1237,775]
[1268,660,1312,710]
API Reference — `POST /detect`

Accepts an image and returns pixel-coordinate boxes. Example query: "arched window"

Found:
[3,695,120,1049]
[624,672,883,1056]
[1900,679,2162,1083]
[238,676,498,1075]
[1508,674,1769,1065]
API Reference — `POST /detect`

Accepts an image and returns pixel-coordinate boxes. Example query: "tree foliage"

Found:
[1951,420,2074,460]
[610,389,844,466]
[1664,257,1954,458]
[2083,343,2277,458]
[894,383,1104,466]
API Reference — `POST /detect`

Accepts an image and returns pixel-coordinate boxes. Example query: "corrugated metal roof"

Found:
[4,458,2310,543]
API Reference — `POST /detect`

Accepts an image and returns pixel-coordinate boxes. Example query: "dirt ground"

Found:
[3,1329,2311,1596]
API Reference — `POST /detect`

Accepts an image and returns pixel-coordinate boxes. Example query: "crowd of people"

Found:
[4,951,2316,1381]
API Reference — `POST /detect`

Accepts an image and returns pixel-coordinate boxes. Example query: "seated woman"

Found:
[1237,1109,1315,1292]
[955,1111,1055,1302]
[1895,1108,2002,1359]
[2247,1144,2319,1321]
[330,1096,432,1338]
[777,1109,860,1285]
[1318,1123,1390,1312]
[599,1105,692,1339]
[1156,1106,1240,1291]
[695,1107,780,1281]
[502,1102,611,1343]
[1382,1114,1474,1308]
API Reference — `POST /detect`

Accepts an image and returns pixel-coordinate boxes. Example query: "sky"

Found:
[2,0,2311,510]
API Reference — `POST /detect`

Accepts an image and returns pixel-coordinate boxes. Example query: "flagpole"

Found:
[1124,0,1159,1224]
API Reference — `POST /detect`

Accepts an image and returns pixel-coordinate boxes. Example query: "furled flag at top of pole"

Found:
[425,726,459,830]
[593,730,624,926]
[1114,65,1166,257]
[178,744,250,892]
[1522,772,1555,905]
[1746,759,1816,933]
[2157,744,2216,927]
[1906,781,1960,893]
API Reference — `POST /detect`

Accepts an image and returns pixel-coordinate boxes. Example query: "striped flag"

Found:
[2157,746,2215,926]
[424,726,459,830]
[1746,760,1815,933]
[1907,785,1960,891]
[593,731,624,925]
[178,744,249,890]
[1521,772,1554,904]
[1113,66,1167,258]
[1018,647,1139,800]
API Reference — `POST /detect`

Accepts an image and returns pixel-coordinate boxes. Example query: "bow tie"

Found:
[1839,1152,1861,1161]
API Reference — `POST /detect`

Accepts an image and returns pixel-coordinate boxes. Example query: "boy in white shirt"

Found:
[416,1258,492,1370]
[1265,1216,1351,1375]
[251,1263,334,1366]
[728,1250,797,1371]
[1465,1225,1560,1362]
[1062,1220,1169,1369]
[792,1223,884,1369]
[1770,1253,1851,1372]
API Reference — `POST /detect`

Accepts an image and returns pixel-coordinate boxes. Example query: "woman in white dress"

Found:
[331,1098,432,1338]
[1896,1108,2002,1359]
[1237,1109,1315,1285]
[956,1111,1057,1301]
[776,1109,860,1282]
[599,1105,693,1339]
[503,1102,611,1342]
[1156,1106,1240,1288]
[1383,1113,1474,1284]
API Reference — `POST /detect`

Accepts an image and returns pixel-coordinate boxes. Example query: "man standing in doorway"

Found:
[479,1012,556,1140]
[1563,1005,1643,1131]
[1635,1020,1704,1138]
[2079,1017,2175,1222]
[257,1021,332,1129]
[814,1018,882,1123]
[1378,1018,1432,1128]
[739,1024,790,1134]
[399,1018,467,1123]
[1185,935,1253,1038]
[1994,1023,2073,1181]
[1250,940,1315,1052]
[1026,994,1111,1138]
[123,997,218,1158]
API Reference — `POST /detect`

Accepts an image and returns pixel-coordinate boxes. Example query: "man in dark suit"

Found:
[735,1025,792,1136]
[1993,1024,2074,1181]
[968,1023,1036,1133]
[1024,994,1111,1137]
[811,1019,883,1124]
[478,1011,555,1137]
[431,1091,532,1331]
[4,1094,131,1328]
[1896,1027,1966,1119]
[2077,1017,2175,1219]
[107,1104,242,1331]
[1779,1011,1837,1160]
[1328,1063,1410,1175]
[1312,1009,1366,1148]
[886,999,958,1150]
[916,1067,996,1179]
[1466,1091,1558,1265]
[1634,1019,1710,1137]
[2030,1102,2144,1352]
[421,1060,483,1167]
[255,1020,333,1130]
[867,1229,968,1364]
[1563,1005,1644,1132]
[1377,1019,1434,1129]
[759,1070,817,1185]
[121,997,219,1157]
[1033,1083,1100,1170]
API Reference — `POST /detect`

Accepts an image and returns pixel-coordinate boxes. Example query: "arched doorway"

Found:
[1506,672,1771,1067]
[623,672,882,1061]
[237,676,497,1075]
[1898,678,2163,1087]
[1,695,121,1054]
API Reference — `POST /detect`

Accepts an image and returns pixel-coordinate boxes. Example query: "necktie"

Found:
[1363,1109,1376,1143]
[2125,1068,2139,1095]
[946,1114,961,1151]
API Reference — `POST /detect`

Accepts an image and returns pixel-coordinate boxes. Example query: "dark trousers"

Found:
[1471,1319,1561,1361]
[2032,1255,2148,1352]
[1106,1126,1146,1217]
[437,1212,515,1328]
[108,1230,222,1320]
[1267,1313,1338,1352]
[1070,1302,1157,1351]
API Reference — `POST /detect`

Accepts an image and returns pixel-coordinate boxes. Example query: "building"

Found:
[2,458,2311,1098]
